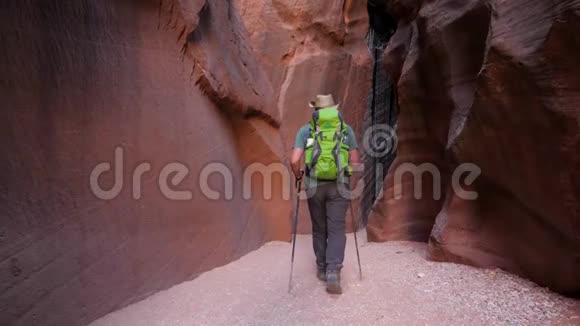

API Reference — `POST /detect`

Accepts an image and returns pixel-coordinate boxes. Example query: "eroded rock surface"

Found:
[367,0,580,294]
[0,0,370,325]
[234,0,372,233]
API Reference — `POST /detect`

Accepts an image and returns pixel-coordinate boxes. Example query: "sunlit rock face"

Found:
[233,0,372,233]
[0,0,370,325]
[367,0,580,294]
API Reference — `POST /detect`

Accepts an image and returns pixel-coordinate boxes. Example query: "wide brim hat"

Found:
[308,94,340,109]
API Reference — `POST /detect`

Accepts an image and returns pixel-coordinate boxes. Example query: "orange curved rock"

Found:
[234,0,371,233]
[369,0,580,294]
[0,0,370,325]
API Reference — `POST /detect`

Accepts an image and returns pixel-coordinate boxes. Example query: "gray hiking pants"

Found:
[306,182,350,272]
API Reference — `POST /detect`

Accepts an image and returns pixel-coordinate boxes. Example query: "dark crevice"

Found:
[367,0,398,44]
[361,5,399,226]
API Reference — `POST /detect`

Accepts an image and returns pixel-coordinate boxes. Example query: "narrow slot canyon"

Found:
[1,1,579,325]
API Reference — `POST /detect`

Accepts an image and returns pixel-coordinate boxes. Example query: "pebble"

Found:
[90,236,580,326]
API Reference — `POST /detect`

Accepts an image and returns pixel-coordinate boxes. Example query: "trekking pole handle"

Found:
[295,170,304,188]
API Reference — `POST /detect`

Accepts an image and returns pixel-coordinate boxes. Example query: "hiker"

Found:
[290,94,361,294]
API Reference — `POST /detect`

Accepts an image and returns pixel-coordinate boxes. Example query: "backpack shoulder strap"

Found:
[310,110,319,132]
[338,111,345,133]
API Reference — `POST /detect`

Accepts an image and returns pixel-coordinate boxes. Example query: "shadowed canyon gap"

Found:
[0,0,579,325]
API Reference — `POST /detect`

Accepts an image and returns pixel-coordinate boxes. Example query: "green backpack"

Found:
[304,108,351,181]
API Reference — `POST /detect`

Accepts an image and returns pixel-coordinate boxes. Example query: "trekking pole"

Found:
[349,201,363,280]
[288,175,303,293]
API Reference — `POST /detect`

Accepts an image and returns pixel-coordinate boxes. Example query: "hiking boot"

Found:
[326,270,342,294]
[316,268,326,281]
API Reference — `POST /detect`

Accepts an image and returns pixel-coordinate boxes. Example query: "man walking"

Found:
[290,94,360,294]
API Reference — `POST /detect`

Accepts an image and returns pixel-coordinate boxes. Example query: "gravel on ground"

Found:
[91,234,580,326]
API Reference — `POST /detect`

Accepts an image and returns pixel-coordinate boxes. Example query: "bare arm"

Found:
[346,125,362,172]
[349,149,363,178]
[290,148,305,179]
[349,149,361,165]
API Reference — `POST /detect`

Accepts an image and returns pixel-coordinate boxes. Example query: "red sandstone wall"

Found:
[234,0,371,233]
[0,0,370,325]
[367,0,580,294]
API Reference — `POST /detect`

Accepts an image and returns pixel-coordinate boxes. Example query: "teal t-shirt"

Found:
[293,123,358,187]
